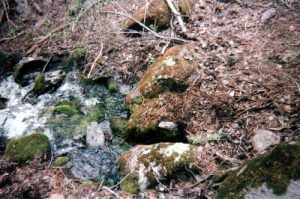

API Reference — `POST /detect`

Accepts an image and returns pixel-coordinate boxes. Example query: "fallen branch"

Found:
[165,0,187,33]
[0,30,25,43]
[32,0,43,14]
[215,151,242,165]
[26,24,69,55]
[87,41,103,78]
[102,186,124,199]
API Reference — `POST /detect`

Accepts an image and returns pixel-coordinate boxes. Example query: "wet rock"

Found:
[86,122,105,147]
[0,52,20,79]
[119,143,201,193]
[68,147,119,185]
[13,57,47,86]
[179,0,196,15]
[158,121,178,131]
[261,8,276,23]
[33,70,66,95]
[126,44,198,105]
[216,143,300,199]
[123,0,171,32]
[3,133,51,163]
[252,129,280,153]
[0,98,8,110]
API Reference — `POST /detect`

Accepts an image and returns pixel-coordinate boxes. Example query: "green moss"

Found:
[50,105,78,116]
[120,176,140,194]
[108,82,118,93]
[33,74,45,95]
[217,143,300,199]
[53,156,70,166]
[109,117,129,137]
[84,103,105,123]
[64,48,86,70]
[4,133,50,163]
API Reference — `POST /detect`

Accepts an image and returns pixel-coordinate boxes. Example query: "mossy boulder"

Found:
[126,44,198,105]
[108,82,118,93]
[13,57,47,86]
[50,104,78,116]
[53,156,70,167]
[216,143,300,199]
[179,0,196,15]
[4,133,51,163]
[123,0,172,32]
[33,70,66,95]
[119,143,201,193]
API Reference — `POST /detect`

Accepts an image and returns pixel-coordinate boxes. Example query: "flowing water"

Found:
[0,69,131,155]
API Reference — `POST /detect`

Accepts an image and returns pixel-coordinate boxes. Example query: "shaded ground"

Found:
[0,0,299,198]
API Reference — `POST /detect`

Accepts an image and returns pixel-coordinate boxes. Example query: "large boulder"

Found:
[118,143,201,194]
[123,0,172,32]
[4,133,51,163]
[216,143,300,199]
[126,44,198,105]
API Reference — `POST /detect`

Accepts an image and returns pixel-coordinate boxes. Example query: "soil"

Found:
[0,0,299,198]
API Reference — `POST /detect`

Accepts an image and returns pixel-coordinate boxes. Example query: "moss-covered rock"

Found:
[126,44,198,105]
[216,143,300,199]
[179,0,196,15]
[119,143,200,193]
[4,133,51,163]
[53,156,70,167]
[33,74,45,94]
[109,116,129,137]
[123,0,172,32]
[108,82,118,93]
[50,104,78,116]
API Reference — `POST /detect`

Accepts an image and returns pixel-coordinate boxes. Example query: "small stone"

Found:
[49,194,65,199]
[86,122,105,147]
[158,121,178,131]
[252,129,280,153]
[261,8,276,23]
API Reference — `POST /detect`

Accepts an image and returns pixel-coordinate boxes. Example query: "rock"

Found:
[119,143,201,193]
[179,0,196,15]
[126,44,198,105]
[33,70,66,95]
[13,57,47,86]
[3,133,51,163]
[0,97,8,110]
[0,52,19,79]
[86,122,105,147]
[49,194,65,199]
[252,129,280,153]
[158,121,178,131]
[261,8,276,23]
[68,147,119,185]
[123,0,171,32]
[216,143,300,199]
[245,180,300,199]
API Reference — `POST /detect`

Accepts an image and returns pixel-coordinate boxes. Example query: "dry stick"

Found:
[87,41,104,78]
[215,151,242,165]
[0,30,25,43]
[42,54,53,74]
[110,172,131,190]
[102,186,124,199]
[32,0,43,14]
[165,0,187,33]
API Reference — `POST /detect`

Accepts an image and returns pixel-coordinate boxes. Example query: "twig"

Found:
[215,151,242,165]
[87,41,103,78]
[0,30,25,43]
[188,173,214,188]
[110,172,131,190]
[102,186,124,199]
[32,0,43,14]
[2,0,17,28]
[165,0,187,33]
[26,24,69,55]
[42,54,53,74]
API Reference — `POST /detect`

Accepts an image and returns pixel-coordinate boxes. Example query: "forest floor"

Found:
[0,0,299,198]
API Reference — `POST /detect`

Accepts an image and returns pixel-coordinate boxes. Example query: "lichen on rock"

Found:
[118,143,200,193]
[4,133,51,163]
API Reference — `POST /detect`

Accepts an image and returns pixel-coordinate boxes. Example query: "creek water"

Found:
[0,69,131,155]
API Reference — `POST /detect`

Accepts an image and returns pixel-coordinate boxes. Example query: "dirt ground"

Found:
[0,0,299,198]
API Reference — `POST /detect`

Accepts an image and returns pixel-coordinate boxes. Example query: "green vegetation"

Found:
[4,133,50,163]
[108,82,118,92]
[50,104,78,116]
[33,74,45,95]
[217,143,300,199]
[84,103,105,123]
[109,117,129,137]
[120,176,140,194]
[53,156,70,166]
[64,47,86,70]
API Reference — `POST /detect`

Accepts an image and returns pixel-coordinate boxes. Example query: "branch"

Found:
[87,41,103,78]
[165,0,187,33]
